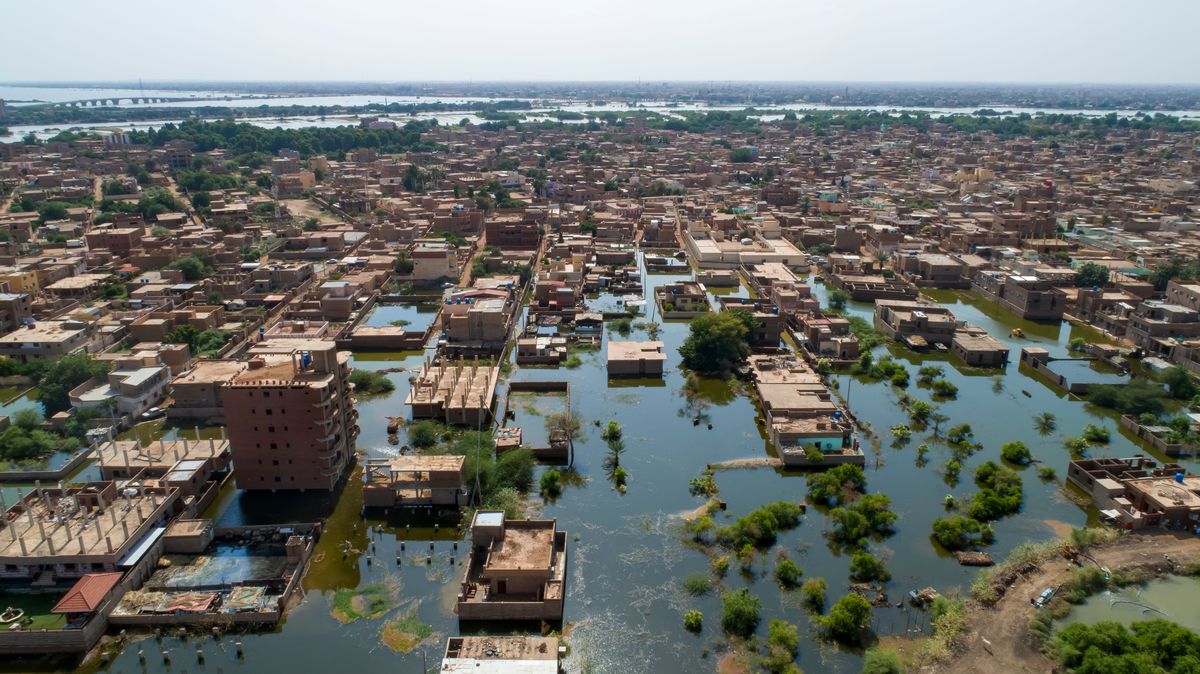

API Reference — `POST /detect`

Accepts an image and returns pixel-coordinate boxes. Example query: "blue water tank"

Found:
[1177,472,1186,484]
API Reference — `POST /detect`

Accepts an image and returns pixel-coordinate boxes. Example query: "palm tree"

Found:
[1033,412,1057,435]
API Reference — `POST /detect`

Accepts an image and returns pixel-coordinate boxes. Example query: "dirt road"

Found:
[933,532,1200,673]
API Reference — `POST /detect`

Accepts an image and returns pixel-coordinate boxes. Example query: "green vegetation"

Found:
[862,648,905,674]
[688,469,718,497]
[761,619,800,673]
[164,325,229,358]
[728,147,756,163]
[1054,620,1200,673]
[349,369,396,396]
[539,468,563,497]
[1073,262,1110,288]
[918,596,967,663]
[1087,379,1168,416]
[1034,411,1058,434]
[129,118,443,158]
[37,354,110,414]
[930,515,992,550]
[848,550,891,583]
[682,572,713,596]
[774,556,804,589]
[1000,440,1033,465]
[720,588,761,638]
[917,365,944,385]
[714,501,805,551]
[827,289,850,311]
[1081,423,1111,444]
[856,354,909,387]
[407,420,443,448]
[166,252,215,281]
[683,610,703,632]
[379,609,434,653]
[807,464,866,506]
[827,493,897,548]
[800,577,826,612]
[929,378,958,398]
[330,583,394,623]
[94,188,180,223]
[819,593,873,644]
[678,310,759,375]
[967,461,1024,521]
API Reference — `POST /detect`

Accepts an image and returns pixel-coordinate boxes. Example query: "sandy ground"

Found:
[282,198,339,223]
[930,531,1200,673]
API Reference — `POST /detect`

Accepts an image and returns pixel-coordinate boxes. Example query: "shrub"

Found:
[931,515,986,550]
[712,555,730,577]
[714,501,805,550]
[820,594,872,643]
[1038,466,1057,481]
[774,557,804,589]
[1000,441,1033,465]
[408,420,442,448]
[683,610,703,632]
[763,619,800,672]
[721,588,762,638]
[539,469,563,497]
[1064,435,1090,458]
[1082,424,1111,444]
[689,470,718,497]
[862,648,904,674]
[849,551,891,583]
[349,369,395,395]
[807,464,866,506]
[683,572,713,596]
[800,578,826,613]
[930,378,958,398]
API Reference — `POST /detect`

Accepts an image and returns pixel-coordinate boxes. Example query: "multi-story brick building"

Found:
[222,339,358,491]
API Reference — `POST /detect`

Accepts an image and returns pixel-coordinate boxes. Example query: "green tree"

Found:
[720,588,761,638]
[828,289,850,311]
[36,354,110,414]
[1074,262,1110,288]
[678,310,758,375]
[1000,441,1033,465]
[820,594,873,644]
[849,551,891,583]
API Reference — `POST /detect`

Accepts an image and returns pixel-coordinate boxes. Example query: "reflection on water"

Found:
[1058,576,1200,631]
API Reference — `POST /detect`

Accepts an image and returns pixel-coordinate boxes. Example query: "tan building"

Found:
[951,326,1010,366]
[457,512,567,621]
[362,456,467,508]
[606,341,666,376]
[0,320,92,362]
[168,360,248,420]
[405,357,498,426]
[222,340,358,491]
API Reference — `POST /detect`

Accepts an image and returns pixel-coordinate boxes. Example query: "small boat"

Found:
[0,607,24,624]
[1011,328,1025,338]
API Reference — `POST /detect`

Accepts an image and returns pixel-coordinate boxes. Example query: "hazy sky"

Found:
[3,0,1198,84]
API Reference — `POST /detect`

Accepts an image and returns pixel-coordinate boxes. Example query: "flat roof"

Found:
[485,522,555,572]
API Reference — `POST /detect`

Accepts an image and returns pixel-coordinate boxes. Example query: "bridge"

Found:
[50,96,261,108]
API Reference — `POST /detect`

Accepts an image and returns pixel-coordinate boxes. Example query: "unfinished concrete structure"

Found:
[1067,456,1200,531]
[362,455,467,508]
[457,511,567,621]
[441,636,560,673]
[404,356,498,426]
[0,481,180,583]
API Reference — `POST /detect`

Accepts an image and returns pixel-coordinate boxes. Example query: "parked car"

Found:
[1033,587,1056,607]
[140,406,165,421]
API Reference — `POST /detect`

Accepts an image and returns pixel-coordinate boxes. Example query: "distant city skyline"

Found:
[2,0,1198,85]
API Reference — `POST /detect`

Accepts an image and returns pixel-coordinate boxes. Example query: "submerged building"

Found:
[457,511,567,621]
[223,339,358,491]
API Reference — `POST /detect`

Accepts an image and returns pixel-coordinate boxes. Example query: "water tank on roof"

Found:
[1177,472,1186,484]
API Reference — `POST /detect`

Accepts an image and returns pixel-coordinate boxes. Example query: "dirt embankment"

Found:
[930,532,1200,674]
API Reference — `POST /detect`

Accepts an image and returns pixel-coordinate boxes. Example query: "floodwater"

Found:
[1058,576,1200,632]
[361,302,439,332]
[3,255,1197,674]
